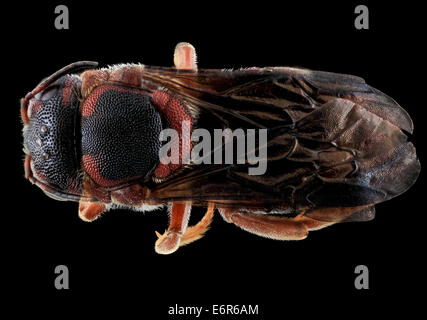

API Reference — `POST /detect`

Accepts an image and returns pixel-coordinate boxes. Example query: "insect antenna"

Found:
[21,61,98,123]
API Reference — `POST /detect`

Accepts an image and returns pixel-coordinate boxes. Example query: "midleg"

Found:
[180,203,215,246]
[155,202,192,254]
[155,202,215,254]
[173,42,198,71]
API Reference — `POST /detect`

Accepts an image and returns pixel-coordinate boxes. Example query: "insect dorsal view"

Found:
[21,42,420,254]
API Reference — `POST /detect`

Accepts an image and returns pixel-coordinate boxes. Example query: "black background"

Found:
[3,1,426,317]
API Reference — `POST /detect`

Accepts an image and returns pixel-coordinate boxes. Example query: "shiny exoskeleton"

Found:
[21,43,420,254]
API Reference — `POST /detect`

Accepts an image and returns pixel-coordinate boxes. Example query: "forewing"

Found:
[141,66,419,216]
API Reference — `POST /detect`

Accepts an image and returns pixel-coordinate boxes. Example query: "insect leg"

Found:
[219,206,369,240]
[155,202,192,254]
[78,200,106,222]
[155,203,214,254]
[180,203,215,246]
[219,208,309,240]
[173,42,198,71]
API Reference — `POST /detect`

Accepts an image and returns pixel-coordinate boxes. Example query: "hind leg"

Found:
[219,206,367,240]
[219,208,309,240]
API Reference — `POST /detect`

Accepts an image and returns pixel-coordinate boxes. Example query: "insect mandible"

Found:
[21,42,420,254]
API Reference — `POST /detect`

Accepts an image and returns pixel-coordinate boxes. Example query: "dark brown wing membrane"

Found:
[141,67,420,215]
[303,205,376,224]
[342,206,376,223]
[141,66,414,131]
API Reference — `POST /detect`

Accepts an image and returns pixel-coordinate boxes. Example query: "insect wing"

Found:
[141,66,420,215]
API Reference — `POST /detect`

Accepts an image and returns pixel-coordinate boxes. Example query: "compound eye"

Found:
[35,85,60,101]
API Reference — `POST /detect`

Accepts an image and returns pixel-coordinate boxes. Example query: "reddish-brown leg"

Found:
[180,203,215,246]
[155,202,192,254]
[78,200,106,222]
[155,202,215,254]
[219,206,367,240]
[219,208,309,240]
[174,42,198,71]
